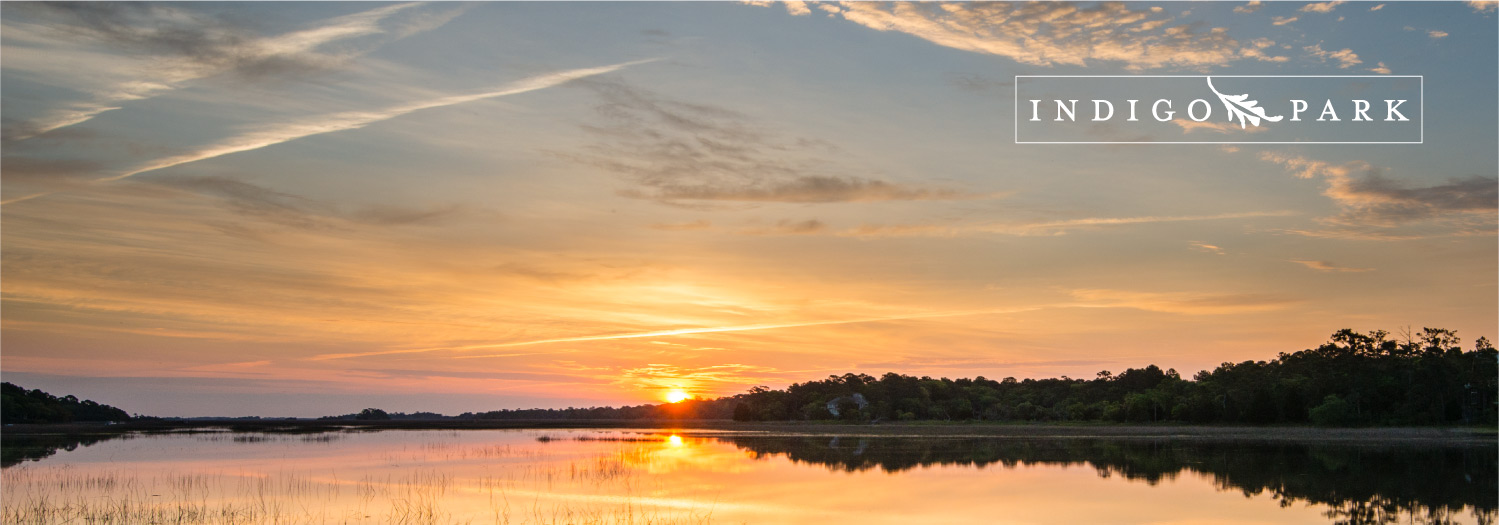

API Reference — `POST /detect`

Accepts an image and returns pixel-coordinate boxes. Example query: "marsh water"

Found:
[2,428,1494,524]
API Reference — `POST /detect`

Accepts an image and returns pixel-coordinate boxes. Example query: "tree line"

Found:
[729,328,1497,425]
[8,327,1491,427]
[1,382,131,424]
[458,328,1497,426]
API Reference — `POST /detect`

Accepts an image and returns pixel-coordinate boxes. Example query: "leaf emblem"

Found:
[1206,77,1283,129]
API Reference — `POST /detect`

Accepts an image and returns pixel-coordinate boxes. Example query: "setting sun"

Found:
[666,390,690,403]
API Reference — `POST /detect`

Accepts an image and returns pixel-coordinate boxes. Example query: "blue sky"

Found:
[2,1,1495,416]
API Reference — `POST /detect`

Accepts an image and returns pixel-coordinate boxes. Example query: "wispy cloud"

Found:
[650,220,713,231]
[761,2,1249,71]
[562,81,979,206]
[1175,119,1271,134]
[1234,2,1264,14]
[1291,260,1374,272]
[1300,1,1346,14]
[1304,43,1362,68]
[312,305,1067,360]
[993,212,1295,235]
[841,211,1295,238]
[1259,152,1498,238]
[1190,241,1226,255]
[177,360,274,375]
[739,219,827,236]
[2,2,459,141]
[1069,289,1299,315]
[102,60,654,183]
[1239,38,1290,63]
[150,175,462,230]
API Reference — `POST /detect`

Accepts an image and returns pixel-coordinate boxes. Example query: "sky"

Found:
[1,1,1495,417]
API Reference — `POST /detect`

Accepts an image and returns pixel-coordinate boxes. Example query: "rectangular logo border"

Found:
[1012,75,1424,145]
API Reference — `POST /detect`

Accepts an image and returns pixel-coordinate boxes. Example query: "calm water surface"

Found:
[2,428,1493,524]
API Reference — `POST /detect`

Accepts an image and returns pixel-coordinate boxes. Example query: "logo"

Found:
[1205,78,1282,129]
[1014,75,1423,144]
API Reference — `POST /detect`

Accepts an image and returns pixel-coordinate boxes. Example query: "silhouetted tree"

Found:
[354,408,391,420]
[1,383,130,424]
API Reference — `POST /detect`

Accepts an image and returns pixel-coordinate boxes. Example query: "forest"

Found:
[460,328,1498,426]
[0,382,131,424]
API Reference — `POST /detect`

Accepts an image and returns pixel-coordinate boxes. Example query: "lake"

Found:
[2,427,1494,524]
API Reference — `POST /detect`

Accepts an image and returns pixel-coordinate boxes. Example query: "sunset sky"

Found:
[2,1,1495,417]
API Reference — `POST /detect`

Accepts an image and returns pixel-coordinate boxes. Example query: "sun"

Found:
[665,389,690,403]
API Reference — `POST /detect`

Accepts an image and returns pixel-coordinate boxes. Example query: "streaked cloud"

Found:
[1290,260,1374,272]
[177,360,274,375]
[1189,241,1226,255]
[149,175,461,230]
[1069,289,1299,315]
[770,2,1248,70]
[103,60,654,183]
[1429,30,1450,39]
[739,219,827,236]
[650,220,713,231]
[1175,119,1271,134]
[993,212,1295,235]
[1234,2,1264,14]
[1260,152,1498,236]
[841,211,1295,238]
[636,177,971,204]
[1,2,459,141]
[326,305,1064,360]
[563,80,979,205]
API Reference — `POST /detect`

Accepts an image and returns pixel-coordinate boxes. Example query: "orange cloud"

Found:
[1069,289,1299,315]
[804,2,1245,70]
[1291,260,1374,273]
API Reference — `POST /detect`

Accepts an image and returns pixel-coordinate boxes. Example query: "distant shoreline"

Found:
[4,420,1494,445]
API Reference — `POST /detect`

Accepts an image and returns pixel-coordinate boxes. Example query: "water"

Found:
[2,428,1494,524]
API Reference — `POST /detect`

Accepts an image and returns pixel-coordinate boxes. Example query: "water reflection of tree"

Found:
[1,433,132,467]
[723,436,1495,525]
[1324,497,1478,525]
